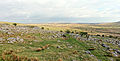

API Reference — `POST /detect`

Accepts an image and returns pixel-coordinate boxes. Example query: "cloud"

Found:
[0,0,120,23]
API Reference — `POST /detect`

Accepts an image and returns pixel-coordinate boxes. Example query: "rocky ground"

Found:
[0,23,120,61]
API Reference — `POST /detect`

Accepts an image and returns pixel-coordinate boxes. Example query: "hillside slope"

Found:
[0,23,120,61]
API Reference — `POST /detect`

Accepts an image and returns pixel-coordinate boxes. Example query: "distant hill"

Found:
[47,23,100,24]
[97,21,120,27]
[0,21,23,26]
[114,21,120,23]
[108,21,120,25]
[0,21,13,24]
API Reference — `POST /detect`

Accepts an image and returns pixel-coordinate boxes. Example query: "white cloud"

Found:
[0,0,120,23]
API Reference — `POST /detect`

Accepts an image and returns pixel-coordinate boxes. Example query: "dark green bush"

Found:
[116,58,120,61]
[80,32,88,35]
[115,36,118,38]
[71,31,74,33]
[62,34,66,37]
[60,30,63,32]
[65,30,71,33]
[96,34,101,36]
[30,26,35,28]
[109,35,113,38]
[102,35,104,37]
[76,32,79,34]
[13,23,17,26]
[41,27,44,29]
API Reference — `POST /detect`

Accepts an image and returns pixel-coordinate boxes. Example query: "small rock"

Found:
[68,46,73,48]
[57,46,61,48]
[118,44,120,48]
[101,44,108,48]
[34,40,38,42]
[85,51,91,54]
[116,50,120,54]
[57,40,61,42]
[30,42,32,44]
[72,60,76,61]
[20,39,24,42]
[90,54,94,57]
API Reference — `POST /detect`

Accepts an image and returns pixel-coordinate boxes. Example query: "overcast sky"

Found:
[0,0,120,23]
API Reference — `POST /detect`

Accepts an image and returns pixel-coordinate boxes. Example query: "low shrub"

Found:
[96,34,101,36]
[109,35,113,38]
[65,30,70,33]
[102,35,105,37]
[80,32,88,35]
[41,27,44,29]
[13,23,17,26]
[71,31,74,33]
[60,30,63,32]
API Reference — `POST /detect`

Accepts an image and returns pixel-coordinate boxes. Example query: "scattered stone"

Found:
[16,37,20,40]
[33,40,38,42]
[8,41,14,43]
[112,53,118,57]
[0,38,3,41]
[30,42,32,45]
[68,46,73,48]
[101,44,108,48]
[85,51,91,54]
[118,44,120,48]
[57,40,61,42]
[72,60,76,61]
[90,54,95,57]
[116,50,120,54]
[57,46,61,48]
[47,47,50,49]
[19,39,24,42]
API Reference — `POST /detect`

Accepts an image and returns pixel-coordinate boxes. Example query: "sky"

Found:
[0,0,120,23]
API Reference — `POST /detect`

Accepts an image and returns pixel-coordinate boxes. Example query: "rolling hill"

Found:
[0,22,120,61]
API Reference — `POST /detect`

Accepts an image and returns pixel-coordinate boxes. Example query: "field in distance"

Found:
[28,22,120,37]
